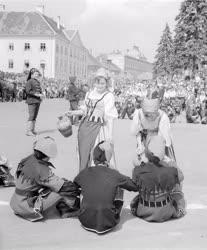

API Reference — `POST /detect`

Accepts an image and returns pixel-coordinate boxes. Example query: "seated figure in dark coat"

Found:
[10,136,80,222]
[74,141,138,234]
[130,135,186,222]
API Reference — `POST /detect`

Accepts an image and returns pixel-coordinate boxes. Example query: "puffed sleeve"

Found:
[103,92,118,119]
[158,112,172,147]
[130,109,142,136]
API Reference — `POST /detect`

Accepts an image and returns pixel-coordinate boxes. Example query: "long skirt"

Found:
[78,119,102,172]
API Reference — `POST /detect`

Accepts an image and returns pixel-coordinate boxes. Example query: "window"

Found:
[40,62,46,70]
[9,43,14,51]
[61,46,63,55]
[65,48,68,55]
[40,43,46,51]
[70,48,72,57]
[24,43,30,51]
[8,59,14,69]
[24,60,30,69]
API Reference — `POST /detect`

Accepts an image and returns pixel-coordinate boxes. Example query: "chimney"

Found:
[35,5,45,14]
[57,16,60,29]
[0,4,5,11]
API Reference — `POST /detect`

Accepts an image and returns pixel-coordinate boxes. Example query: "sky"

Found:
[2,0,183,62]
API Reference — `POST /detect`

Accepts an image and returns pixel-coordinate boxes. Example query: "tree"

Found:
[173,0,207,77]
[153,23,174,79]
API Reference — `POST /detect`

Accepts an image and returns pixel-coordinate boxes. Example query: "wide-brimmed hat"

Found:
[33,136,57,158]
[146,135,166,161]
[93,141,113,165]
[95,68,109,80]
[142,98,160,113]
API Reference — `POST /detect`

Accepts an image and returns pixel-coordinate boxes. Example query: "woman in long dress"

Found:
[67,68,118,172]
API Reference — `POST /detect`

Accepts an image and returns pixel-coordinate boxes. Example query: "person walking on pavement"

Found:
[25,68,44,136]
[67,76,81,125]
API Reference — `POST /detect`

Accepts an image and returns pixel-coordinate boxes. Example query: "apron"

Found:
[78,92,109,172]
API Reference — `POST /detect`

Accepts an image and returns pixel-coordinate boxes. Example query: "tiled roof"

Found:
[96,54,121,72]
[42,15,68,40]
[87,52,102,67]
[65,30,76,40]
[0,11,67,40]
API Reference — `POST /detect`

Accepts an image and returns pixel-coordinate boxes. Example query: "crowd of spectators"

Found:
[1,70,207,124]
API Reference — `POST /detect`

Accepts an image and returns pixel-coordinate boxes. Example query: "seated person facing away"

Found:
[0,155,15,187]
[74,141,138,234]
[130,135,186,222]
[10,136,80,222]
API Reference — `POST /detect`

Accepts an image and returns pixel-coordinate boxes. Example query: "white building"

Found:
[0,9,88,80]
[107,47,153,79]
[65,30,88,80]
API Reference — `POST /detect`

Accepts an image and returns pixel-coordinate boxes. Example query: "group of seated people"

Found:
[0,134,186,235]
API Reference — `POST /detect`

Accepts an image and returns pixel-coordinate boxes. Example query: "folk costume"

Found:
[77,69,118,172]
[67,76,81,125]
[130,135,185,222]
[10,137,80,221]
[131,98,176,165]
[25,68,43,136]
[74,141,138,234]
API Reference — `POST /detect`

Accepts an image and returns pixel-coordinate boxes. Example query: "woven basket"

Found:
[57,115,72,138]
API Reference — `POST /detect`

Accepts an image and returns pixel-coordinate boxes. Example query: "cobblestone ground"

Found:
[0,99,207,250]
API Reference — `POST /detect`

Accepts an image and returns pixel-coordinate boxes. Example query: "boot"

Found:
[31,121,37,135]
[26,121,35,136]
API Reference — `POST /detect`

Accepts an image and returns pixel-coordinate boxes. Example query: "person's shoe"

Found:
[1,172,15,187]
[26,121,35,136]
[31,121,37,135]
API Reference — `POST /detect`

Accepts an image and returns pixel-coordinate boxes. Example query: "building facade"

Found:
[0,11,87,80]
[65,30,88,80]
[107,47,153,79]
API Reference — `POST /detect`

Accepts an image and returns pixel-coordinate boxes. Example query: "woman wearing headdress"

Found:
[66,68,118,172]
[131,92,176,166]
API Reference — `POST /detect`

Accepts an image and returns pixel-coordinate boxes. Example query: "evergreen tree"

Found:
[173,0,207,77]
[153,23,174,79]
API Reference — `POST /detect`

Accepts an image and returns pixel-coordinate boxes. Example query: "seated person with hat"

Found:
[130,135,186,222]
[74,141,138,234]
[10,136,80,222]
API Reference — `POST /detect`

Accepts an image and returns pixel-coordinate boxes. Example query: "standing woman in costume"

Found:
[25,68,44,136]
[131,95,176,165]
[66,68,118,172]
